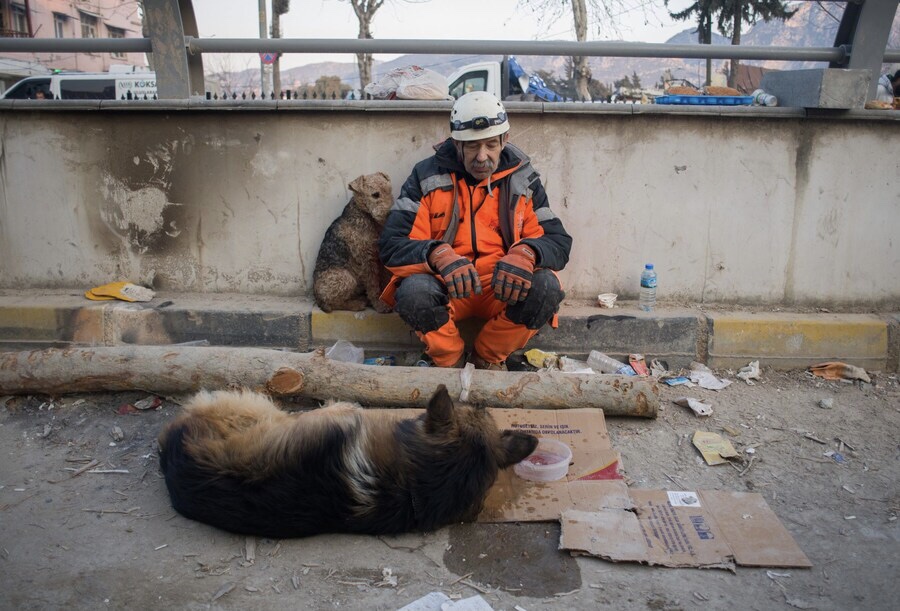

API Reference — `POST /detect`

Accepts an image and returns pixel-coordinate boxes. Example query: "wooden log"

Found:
[0,346,658,417]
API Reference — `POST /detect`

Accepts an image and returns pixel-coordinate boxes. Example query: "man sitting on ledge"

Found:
[378,92,572,371]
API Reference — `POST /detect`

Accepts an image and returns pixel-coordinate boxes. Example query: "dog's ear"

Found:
[348,174,364,196]
[424,384,454,434]
[495,431,539,468]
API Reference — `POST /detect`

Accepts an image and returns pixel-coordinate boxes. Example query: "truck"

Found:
[0,66,157,100]
[446,55,568,102]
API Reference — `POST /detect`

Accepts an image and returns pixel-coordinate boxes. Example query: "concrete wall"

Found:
[0,102,898,307]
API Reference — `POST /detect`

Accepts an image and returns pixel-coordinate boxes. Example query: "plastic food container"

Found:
[514,439,572,482]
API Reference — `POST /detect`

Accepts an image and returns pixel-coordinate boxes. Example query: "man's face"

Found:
[457,134,507,181]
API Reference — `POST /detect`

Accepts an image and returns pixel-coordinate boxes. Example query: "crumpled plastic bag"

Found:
[673,396,713,416]
[688,362,732,391]
[85,281,155,302]
[459,363,476,402]
[809,361,871,383]
[736,360,761,385]
[364,65,451,100]
[524,348,558,369]
[325,340,364,364]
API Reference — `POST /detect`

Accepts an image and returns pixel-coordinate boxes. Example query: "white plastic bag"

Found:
[325,340,364,364]
[364,65,451,100]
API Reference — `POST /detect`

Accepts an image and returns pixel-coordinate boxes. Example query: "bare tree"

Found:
[518,1,659,102]
[341,0,385,91]
[572,0,592,101]
[339,1,433,92]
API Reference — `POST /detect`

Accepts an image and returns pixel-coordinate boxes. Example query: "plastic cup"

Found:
[597,293,618,308]
[513,439,573,482]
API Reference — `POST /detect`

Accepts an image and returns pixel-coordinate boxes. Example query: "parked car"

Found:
[0,68,157,100]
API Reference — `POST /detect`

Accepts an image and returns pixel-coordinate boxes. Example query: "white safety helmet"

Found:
[449,91,509,142]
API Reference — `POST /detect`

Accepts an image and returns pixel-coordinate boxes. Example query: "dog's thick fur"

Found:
[313,172,393,313]
[157,385,538,538]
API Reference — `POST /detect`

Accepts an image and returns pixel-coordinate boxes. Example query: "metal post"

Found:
[831,0,899,100]
[259,0,268,95]
[272,1,281,96]
[144,0,203,100]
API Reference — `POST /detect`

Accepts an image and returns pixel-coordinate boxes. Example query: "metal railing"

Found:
[0,0,896,100]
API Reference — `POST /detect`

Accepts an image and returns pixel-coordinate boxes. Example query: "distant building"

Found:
[0,0,147,91]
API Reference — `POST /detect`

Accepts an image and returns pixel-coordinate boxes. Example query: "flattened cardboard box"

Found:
[478,408,624,522]
[474,408,810,570]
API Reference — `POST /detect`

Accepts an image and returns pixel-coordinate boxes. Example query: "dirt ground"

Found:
[1,366,898,611]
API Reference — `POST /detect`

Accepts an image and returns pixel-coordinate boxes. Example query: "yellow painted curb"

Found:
[708,312,887,369]
[311,309,418,346]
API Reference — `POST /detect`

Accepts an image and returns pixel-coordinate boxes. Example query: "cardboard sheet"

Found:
[560,489,812,569]
[478,408,624,522]
[391,406,810,570]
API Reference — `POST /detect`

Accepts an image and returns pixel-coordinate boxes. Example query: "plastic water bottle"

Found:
[751,88,778,107]
[587,350,637,376]
[639,264,657,312]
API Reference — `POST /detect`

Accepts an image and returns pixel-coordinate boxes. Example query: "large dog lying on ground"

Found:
[157,385,537,538]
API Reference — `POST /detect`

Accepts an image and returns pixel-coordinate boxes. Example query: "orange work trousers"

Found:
[418,274,540,367]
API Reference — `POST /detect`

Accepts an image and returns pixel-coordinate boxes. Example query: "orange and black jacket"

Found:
[378,138,572,305]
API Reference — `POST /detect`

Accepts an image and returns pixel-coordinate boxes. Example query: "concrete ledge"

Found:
[534,305,702,369]
[0,291,311,350]
[311,307,418,350]
[0,291,896,372]
[707,311,889,371]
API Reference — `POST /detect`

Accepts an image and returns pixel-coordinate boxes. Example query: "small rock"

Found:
[110,426,125,442]
[818,398,834,409]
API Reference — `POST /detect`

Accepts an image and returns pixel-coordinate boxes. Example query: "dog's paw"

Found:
[373,300,393,314]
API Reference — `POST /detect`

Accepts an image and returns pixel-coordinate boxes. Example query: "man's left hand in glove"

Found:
[491,244,536,303]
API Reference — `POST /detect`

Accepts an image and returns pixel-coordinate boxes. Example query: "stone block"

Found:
[759,69,871,109]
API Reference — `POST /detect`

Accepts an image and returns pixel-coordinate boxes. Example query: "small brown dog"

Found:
[313,172,393,313]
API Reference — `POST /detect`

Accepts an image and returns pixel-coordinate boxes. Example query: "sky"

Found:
[190,0,695,70]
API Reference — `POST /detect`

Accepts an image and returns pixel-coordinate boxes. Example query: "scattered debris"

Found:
[85,281,155,302]
[49,459,100,484]
[692,431,740,465]
[243,537,256,565]
[374,567,399,588]
[629,354,650,376]
[397,592,494,611]
[134,396,162,411]
[673,397,712,417]
[737,360,761,385]
[809,362,871,383]
[649,359,669,377]
[524,348,558,369]
[824,451,847,464]
[211,582,236,602]
[558,356,593,373]
[110,426,124,442]
[597,292,617,308]
[661,376,691,386]
[689,362,732,390]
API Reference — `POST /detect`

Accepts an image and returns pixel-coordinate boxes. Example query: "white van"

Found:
[0,69,157,100]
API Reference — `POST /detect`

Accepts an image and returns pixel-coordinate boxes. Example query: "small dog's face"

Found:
[424,385,538,469]
[349,172,393,225]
